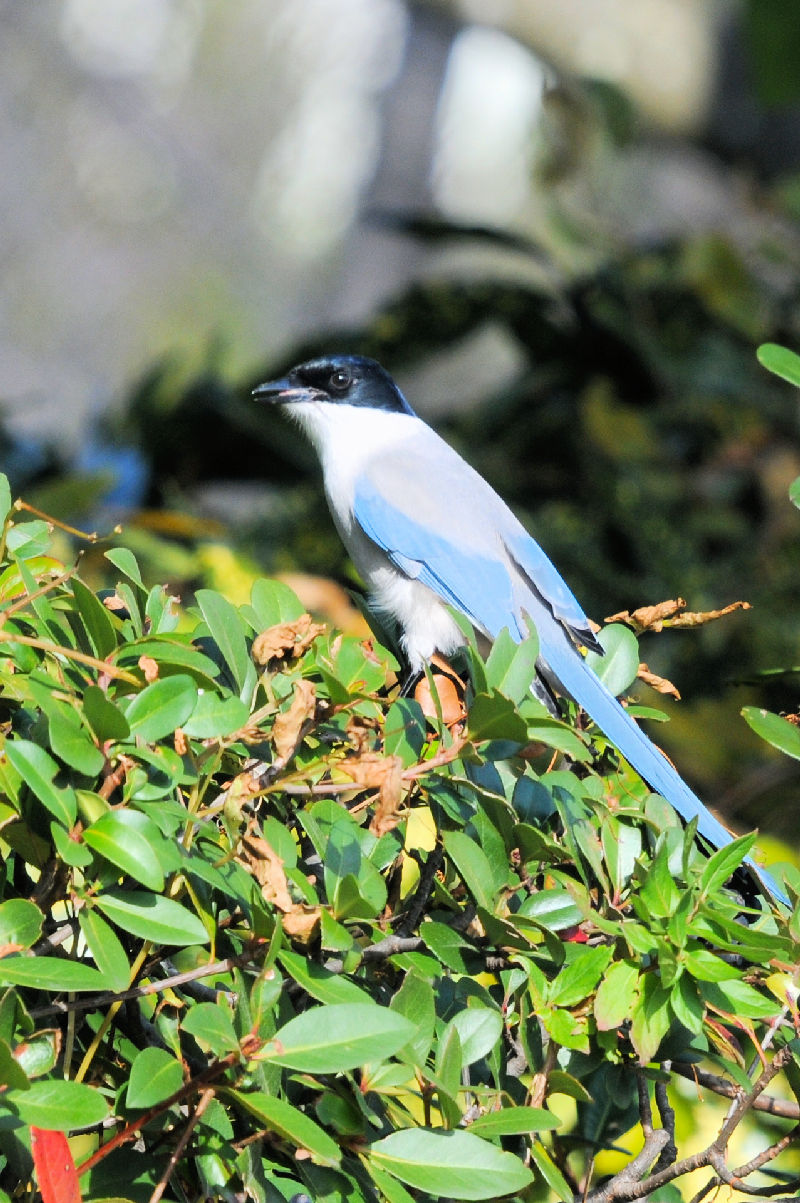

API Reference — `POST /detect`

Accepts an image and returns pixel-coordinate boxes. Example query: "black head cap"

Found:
[252,354,415,415]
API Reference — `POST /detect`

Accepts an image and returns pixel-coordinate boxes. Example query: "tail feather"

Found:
[542,640,788,906]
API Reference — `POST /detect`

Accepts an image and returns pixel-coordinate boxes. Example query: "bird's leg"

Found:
[398,668,424,697]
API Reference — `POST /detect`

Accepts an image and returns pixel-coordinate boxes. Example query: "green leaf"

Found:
[529,1141,573,1203]
[757,342,800,388]
[699,833,757,895]
[390,972,436,1067]
[127,1046,184,1108]
[182,1002,238,1055]
[742,706,800,760]
[105,546,145,587]
[368,1128,534,1200]
[684,945,741,982]
[0,1037,30,1090]
[0,957,107,991]
[4,740,76,827]
[196,589,252,693]
[421,921,471,972]
[467,691,528,744]
[790,476,800,511]
[484,626,538,703]
[261,1003,416,1072]
[550,946,613,1008]
[6,1078,110,1130]
[469,1107,561,1137]
[48,711,105,777]
[0,475,11,527]
[702,979,779,1020]
[518,888,583,932]
[124,674,197,743]
[443,831,496,909]
[181,690,249,738]
[630,975,671,1064]
[83,685,131,742]
[449,1006,503,1067]
[585,624,640,696]
[0,899,43,950]
[79,908,130,991]
[71,577,118,659]
[95,888,209,946]
[230,1090,341,1167]
[247,577,305,628]
[83,809,166,891]
[594,960,640,1030]
[278,950,370,1007]
[384,698,426,767]
[13,1031,59,1079]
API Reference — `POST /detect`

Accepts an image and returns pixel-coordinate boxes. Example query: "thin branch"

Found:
[672,1062,800,1120]
[361,935,423,960]
[148,1087,215,1203]
[29,946,264,1019]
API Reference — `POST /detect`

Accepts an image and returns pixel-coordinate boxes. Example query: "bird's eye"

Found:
[329,368,352,392]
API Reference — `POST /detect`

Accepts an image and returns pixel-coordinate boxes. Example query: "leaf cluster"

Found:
[0,477,797,1203]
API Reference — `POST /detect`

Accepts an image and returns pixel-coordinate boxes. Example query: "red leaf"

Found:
[31,1128,82,1203]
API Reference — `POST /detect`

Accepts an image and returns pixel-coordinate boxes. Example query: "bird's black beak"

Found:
[252,378,323,405]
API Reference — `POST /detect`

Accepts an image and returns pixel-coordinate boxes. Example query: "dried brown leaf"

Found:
[282,908,321,944]
[368,756,404,836]
[606,597,751,634]
[669,600,751,628]
[637,663,681,700]
[605,598,687,634]
[237,826,294,912]
[138,655,159,682]
[272,679,316,761]
[252,613,325,665]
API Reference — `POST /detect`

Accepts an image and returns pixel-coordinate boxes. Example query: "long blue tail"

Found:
[542,638,788,906]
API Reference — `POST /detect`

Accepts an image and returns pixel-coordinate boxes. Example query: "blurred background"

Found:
[3,0,800,841]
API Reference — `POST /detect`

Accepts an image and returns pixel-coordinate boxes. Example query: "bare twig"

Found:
[148,1087,215,1203]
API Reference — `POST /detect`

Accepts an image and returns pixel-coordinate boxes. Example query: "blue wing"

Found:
[351,440,786,905]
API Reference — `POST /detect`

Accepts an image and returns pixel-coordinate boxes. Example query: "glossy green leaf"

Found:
[699,833,757,895]
[247,577,305,628]
[0,1038,29,1090]
[742,706,800,760]
[48,710,105,776]
[594,960,640,1030]
[230,1091,341,1167]
[442,831,496,909]
[449,1006,503,1067]
[127,1046,184,1108]
[14,1031,59,1079]
[79,908,130,991]
[469,1107,561,1136]
[182,1002,238,1055]
[105,546,145,587]
[124,674,197,742]
[4,740,76,827]
[83,685,131,742]
[585,624,640,696]
[484,626,539,703]
[72,577,118,659]
[84,809,166,891]
[0,957,107,992]
[196,589,252,693]
[7,1078,110,1130]
[390,972,436,1067]
[368,1128,534,1200]
[0,899,43,950]
[467,691,528,744]
[181,690,249,738]
[278,950,370,1006]
[530,1142,572,1203]
[261,1004,416,1072]
[757,342,800,387]
[95,888,209,946]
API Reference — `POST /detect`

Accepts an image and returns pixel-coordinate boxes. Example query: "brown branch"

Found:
[29,946,266,1019]
[148,1086,215,1203]
[672,1062,800,1120]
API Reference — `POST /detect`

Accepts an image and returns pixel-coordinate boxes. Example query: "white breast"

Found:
[286,401,466,669]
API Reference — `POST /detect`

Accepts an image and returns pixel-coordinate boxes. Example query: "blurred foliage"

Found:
[0,476,799,1202]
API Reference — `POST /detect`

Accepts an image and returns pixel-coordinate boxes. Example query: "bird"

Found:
[253,353,786,905]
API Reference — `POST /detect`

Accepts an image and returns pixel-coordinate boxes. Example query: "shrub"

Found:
[0,473,797,1203]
